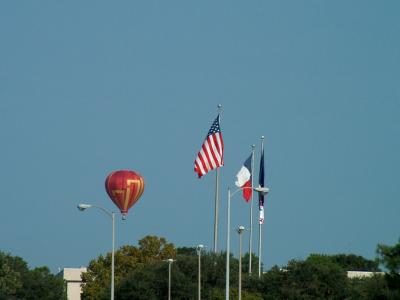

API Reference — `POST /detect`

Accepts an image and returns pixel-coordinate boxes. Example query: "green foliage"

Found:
[18,266,64,300]
[82,235,177,299]
[377,239,400,294]
[283,257,348,299]
[0,251,27,299]
[246,257,349,300]
[116,250,232,299]
[201,252,229,289]
[115,249,237,299]
[117,260,196,300]
[137,235,176,264]
[242,252,260,274]
[116,262,165,300]
[5,235,395,299]
[252,266,288,300]
[86,237,393,300]
[81,254,110,300]
[307,253,380,272]
[377,239,400,274]
[348,275,390,300]
[176,246,196,256]
[0,251,63,300]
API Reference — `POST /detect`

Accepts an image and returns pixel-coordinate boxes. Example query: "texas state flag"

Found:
[235,154,253,202]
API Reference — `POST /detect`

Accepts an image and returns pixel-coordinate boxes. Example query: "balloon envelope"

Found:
[105,170,145,219]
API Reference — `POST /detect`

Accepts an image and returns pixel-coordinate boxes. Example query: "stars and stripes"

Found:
[194,115,224,178]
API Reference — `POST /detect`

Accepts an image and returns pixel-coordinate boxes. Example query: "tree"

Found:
[201,252,229,290]
[116,262,165,300]
[81,254,110,300]
[176,246,196,256]
[377,239,400,275]
[0,251,64,300]
[18,266,64,300]
[137,235,176,264]
[0,251,26,300]
[285,257,348,299]
[82,235,177,299]
[117,258,197,300]
[248,265,288,300]
[348,275,390,300]
[250,256,349,300]
[307,253,380,272]
[83,237,400,299]
[377,239,400,296]
[116,249,234,299]
[241,252,260,274]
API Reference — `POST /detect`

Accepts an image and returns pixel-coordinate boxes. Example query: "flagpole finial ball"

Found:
[261,136,265,140]
[217,104,222,109]
[251,144,255,149]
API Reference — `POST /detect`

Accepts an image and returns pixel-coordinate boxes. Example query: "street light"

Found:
[237,225,245,300]
[225,186,269,300]
[196,244,205,300]
[164,258,176,300]
[77,204,115,300]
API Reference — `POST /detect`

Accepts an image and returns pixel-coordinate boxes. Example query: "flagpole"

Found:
[213,104,222,253]
[258,136,265,278]
[258,223,262,277]
[225,187,231,300]
[214,168,219,253]
[248,144,255,274]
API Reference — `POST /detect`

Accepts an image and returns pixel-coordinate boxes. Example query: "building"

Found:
[347,271,384,278]
[57,267,87,300]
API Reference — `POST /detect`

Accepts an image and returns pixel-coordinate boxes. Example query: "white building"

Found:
[347,271,384,278]
[57,267,87,300]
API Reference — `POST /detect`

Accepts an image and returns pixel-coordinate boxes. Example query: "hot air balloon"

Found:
[105,170,145,219]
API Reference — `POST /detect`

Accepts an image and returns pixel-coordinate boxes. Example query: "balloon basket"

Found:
[122,213,127,220]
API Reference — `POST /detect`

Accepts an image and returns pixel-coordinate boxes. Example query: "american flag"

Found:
[194,115,224,178]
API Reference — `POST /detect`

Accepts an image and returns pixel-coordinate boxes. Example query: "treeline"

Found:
[1,236,399,299]
[81,235,400,299]
[0,252,65,300]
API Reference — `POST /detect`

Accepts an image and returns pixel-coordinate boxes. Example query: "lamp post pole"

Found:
[111,212,115,300]
[168,260,172,300]
[237,226,245,300]
[78,204,115,300]
[164,258,175,300]
[196,244,204,300]
[225,187,269,300]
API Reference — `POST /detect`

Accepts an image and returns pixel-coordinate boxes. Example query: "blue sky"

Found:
[1,1,399,272]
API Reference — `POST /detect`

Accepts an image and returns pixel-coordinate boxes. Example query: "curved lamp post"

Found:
[77,204,115,300]
[225,187,269,300]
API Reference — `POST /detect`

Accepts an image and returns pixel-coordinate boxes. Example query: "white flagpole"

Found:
[258,221,262,277]
[214,168,219,253]
[225,187,231,300]
[258,136,265,277]
[213,104,222,253]
[248,145,255,274]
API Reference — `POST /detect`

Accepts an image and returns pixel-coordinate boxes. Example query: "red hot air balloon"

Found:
[105,170,145,220]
